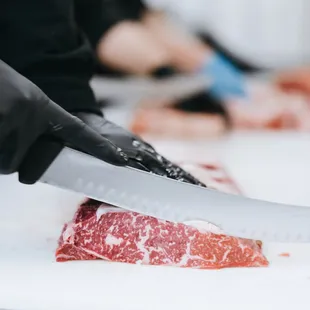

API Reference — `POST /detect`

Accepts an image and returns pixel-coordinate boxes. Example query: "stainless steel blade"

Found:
[40,147,310,243]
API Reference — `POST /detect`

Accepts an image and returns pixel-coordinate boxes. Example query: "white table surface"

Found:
[1,131,310,310]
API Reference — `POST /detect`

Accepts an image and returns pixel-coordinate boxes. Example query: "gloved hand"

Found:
[74,113,205,186]
[201,53,247,100]
[0,59,127,180]
[19,111,205,186]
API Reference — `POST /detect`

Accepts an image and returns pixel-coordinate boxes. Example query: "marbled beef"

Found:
[56,163,268,269]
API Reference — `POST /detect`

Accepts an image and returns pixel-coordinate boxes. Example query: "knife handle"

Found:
[18,138,63,185]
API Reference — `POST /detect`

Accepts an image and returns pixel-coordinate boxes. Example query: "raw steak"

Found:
[56,164,269,269]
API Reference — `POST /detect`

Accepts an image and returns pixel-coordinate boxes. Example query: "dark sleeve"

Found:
[197,33,261,73]
[75,0,148,48]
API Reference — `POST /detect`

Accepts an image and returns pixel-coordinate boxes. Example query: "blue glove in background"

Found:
[200,53,247,100]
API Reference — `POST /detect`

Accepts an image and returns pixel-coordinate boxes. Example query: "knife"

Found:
[39,147,310,243]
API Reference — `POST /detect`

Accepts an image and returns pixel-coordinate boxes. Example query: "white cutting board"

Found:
[1,132,310,310]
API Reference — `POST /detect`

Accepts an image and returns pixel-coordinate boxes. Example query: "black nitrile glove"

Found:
[0,59,127,181]
[19,108,205,186]
[74,113,205,186]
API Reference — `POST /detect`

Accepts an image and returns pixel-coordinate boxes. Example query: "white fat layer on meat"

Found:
[183,220,223,234]
[56,254,76,260]
[221,247,231,262]
[81,247,111,260]
[62,223,75,242]
[105,234,123,246]
[96,206,128,221]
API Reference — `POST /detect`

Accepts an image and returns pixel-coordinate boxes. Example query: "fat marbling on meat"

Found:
[56,164,269,269]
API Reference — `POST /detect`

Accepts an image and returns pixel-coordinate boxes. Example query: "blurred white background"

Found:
[146,0,310,69]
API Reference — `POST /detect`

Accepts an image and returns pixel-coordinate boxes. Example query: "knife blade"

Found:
[39,147,310,243]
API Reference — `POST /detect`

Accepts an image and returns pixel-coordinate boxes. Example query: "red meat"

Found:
[56,164,269,269]
[56,201,268,268]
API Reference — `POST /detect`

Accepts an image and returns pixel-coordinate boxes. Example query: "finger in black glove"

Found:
[0,60,127,182]
[75,113,206,187]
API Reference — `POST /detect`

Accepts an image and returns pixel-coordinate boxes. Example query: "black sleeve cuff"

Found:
[173,91,231,128]
[75,0,148,49]
[29,76,103,116]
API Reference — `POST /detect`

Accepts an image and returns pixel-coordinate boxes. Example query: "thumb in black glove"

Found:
[0,59,127,180]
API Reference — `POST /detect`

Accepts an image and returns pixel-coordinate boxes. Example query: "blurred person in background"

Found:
[0,0,204,186]
[96,0,247,100]
[91,0,310,136]
[159,0,310,70]
[95,0,232,138]
[154,0,310,130]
